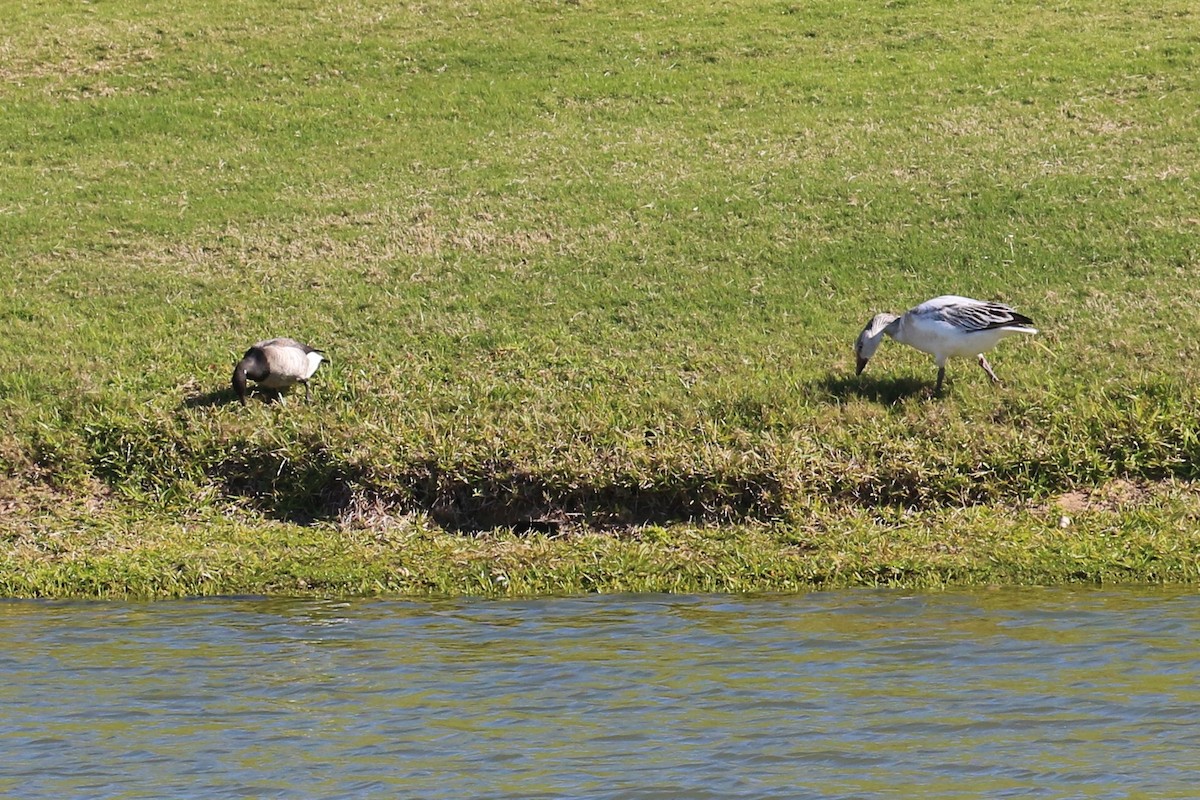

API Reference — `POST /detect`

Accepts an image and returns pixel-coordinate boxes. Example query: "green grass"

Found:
[2,0,1200,597]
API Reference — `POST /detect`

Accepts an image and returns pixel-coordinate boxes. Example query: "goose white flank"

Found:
[854,295,1037,393]
[232,338,325,405]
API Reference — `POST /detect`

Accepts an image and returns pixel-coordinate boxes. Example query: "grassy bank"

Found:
[2,0,1199,597]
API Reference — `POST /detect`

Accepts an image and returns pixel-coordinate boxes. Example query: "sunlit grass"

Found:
[2,0,1199,596]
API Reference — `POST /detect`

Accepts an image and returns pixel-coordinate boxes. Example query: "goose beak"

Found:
[856,356,868,375]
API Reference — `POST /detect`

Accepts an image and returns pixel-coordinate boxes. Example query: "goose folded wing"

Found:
[934,301,1034,332]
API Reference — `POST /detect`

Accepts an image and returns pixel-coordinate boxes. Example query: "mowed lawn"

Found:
[2,0,1199,596]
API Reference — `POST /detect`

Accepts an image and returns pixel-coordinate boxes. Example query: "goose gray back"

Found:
[854,296,1036,394]
[232,338,325,405]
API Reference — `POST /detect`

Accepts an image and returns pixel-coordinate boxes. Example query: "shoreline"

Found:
[4,471,1197,599]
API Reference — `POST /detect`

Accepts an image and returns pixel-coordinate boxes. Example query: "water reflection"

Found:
[1,588,1198,799]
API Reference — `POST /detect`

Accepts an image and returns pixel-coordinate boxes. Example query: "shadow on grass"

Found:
[183,387,240,408]
[182,387,292,408]
[220,451,787,534]
[407,468,786,535]
[817,373,931,404]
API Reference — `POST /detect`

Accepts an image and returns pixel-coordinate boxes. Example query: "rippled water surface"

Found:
[2,588,1199,799]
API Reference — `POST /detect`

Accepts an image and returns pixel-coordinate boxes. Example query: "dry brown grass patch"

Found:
[1053,479,1166,515]
[1,20,164,88]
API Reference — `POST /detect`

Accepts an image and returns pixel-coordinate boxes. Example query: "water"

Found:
[1,588,1198,799]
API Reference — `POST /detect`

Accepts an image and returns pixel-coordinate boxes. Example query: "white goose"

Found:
[232,338,325,405]
[854,296,1037,393]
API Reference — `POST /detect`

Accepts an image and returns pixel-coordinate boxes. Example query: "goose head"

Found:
[231,348,267,406]
[854,313,898,375]
[231,359,251,405]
